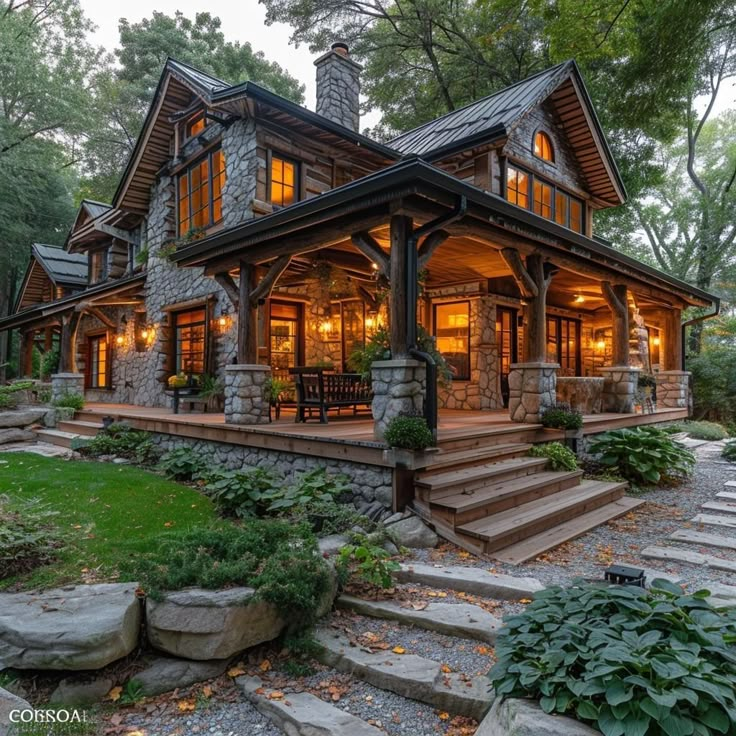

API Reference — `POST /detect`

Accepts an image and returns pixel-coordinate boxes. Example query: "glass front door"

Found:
[269,301,302,381]
[496,307,517,407]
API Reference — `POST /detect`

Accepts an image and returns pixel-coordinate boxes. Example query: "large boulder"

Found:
[1,687,31,736]
[0,428,35,445]
[0,408,46,429]
[477,698,600,736]
[146,587,284,660]
[385,515,438,548]
[0,583,141,671]
[133,656,230,697]
[49,676,114,706]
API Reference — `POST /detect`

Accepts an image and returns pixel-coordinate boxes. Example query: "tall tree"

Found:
[80,11,306,201]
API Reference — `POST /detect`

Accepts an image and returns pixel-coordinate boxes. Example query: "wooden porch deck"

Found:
[75,402,688,468]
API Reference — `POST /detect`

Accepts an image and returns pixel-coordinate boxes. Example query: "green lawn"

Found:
[0,453,218,590]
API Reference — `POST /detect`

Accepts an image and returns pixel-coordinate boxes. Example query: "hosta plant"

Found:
[588,426,695,485]
[489,579,736,736]
[528,442,578,471]
[157,447,208,481]
[202,466,280,518]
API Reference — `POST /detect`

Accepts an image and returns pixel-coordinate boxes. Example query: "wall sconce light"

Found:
[319,319,334,335]
[653,336,661,346]
[115,334,125,347]
[139,324,155,345]
[574,294,585,304]
[596,339,606,351]
[216,307,232,332]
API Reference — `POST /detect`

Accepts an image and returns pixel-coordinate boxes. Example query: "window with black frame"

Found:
[434,301,471,380]
[177,149,226,236]
[546,316,581,376]
[173,308,206,376]
[86,334,108,389]
[341,300,365,371]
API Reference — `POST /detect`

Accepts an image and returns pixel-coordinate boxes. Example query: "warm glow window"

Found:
[177,149,226,236]
[505,164,583,234]
[434,302,470,380]
[534,131,554,162]
[173,308,206,376]
[341,300,365,371]
[269,301,302,381]
[546,316,581,376]
[269,154,298,207]
[186,114,207,139]
[506,166,529,208]
[86,334,108,389]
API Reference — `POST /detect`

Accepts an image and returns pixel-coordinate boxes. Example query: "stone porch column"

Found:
[51,373,84,403]
[371,359,426,441]
[508,362,558,423]
[655,370,690,409]
[599,366,641,413]
[224,364,271,425]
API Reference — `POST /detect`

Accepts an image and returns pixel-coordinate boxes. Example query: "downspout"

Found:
[405,195,467,441]
[680,299,720,371]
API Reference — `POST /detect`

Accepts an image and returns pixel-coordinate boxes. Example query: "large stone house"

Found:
[0,47,719,557]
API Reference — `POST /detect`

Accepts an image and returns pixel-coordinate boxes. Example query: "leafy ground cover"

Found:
[0,453,217,590]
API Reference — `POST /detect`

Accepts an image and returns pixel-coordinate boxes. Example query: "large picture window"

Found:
[546,316,581,376]
[86,334,108,389]
[177,149,226,236]
[269,154,299,207]
[173,308,207,376]
[269,301,303,381]
[505,163,584,234]
[434,301,470,380]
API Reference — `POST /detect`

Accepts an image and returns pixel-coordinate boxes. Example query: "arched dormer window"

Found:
[534,131,554,162]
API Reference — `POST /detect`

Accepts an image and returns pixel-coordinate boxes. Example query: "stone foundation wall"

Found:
[599,366,641,413]
[224,365,271,425]
[150,434,393,508]
[51,373,84,403]
[656,370,690,409]
[371,359,426,440]
[508,362,557,423]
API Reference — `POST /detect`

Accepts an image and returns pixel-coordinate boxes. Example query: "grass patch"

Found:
[0,453,217,590]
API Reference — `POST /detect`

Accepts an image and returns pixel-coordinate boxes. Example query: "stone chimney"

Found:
[314,42,362,132]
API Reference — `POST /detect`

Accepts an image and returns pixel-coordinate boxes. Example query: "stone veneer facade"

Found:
[508,363,558,423]
[224,365,271,425]
[314,46,362,132]
[656,370,691,409]
[599,366,640,414]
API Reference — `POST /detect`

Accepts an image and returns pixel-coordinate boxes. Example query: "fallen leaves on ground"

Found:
[227,665,246,677]
[107,686,123,702]
[176,698,196,712]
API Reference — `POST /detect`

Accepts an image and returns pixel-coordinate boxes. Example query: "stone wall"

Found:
[656,370,690,409]
[314,47,362,132]
[439,296,501,410]
[508,362,557,423]
[224,365,270,425]
[151,434,393,508]
[599,366,640,413]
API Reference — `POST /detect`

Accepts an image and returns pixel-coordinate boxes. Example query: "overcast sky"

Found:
[80,0,734,126]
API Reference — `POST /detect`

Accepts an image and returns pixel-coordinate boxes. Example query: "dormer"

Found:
[15,244,87,311]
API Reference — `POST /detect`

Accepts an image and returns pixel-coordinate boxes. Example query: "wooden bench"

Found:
[290,367,372,423]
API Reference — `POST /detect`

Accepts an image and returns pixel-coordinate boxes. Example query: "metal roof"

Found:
[32,243,88,285]
[389,63,571,157]
[81,200,112,220]
[167,58,231,95]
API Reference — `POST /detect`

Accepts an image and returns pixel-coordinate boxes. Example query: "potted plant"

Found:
[167,373,188,390]
[264,378,294,420]
[540,404,584,451]
[198,374,224,412]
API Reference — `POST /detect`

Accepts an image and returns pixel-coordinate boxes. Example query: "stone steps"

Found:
[314,626,493,720]
[336,593,500,643]
[238,675,384,736]
[57,419,103,437]
[669,529,736,551]
[641,545,736,573]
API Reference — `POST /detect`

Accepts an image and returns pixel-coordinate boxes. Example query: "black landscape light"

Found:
[604,565,646,587]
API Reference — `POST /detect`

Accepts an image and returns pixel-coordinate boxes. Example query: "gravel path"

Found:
[409,442,736,589]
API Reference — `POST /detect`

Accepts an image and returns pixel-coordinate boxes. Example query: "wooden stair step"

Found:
[416,456,549,494]
[491,497,645,564]
[430,469,583,519]
[437,426,540,451]
[458,480,628,552]
[34,428,80,449]
[57,420,103,437]
[418,443,532,474]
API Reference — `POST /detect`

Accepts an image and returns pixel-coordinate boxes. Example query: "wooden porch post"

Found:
[663,308,683,371]
[500,250,554,363]
[44,327,53,352]
[389,214,412,358]
[58,312,81,373]
[20,330,34,377]
[237,261,258,364]
[602,282,630,365]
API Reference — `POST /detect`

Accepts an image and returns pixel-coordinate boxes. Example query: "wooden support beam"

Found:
[87,307,115,330]
[97,223,141,246]
[601,282,630,366]
[237,261,258,364]
[663,308,683,371]
[20,330,34,377]
[351,231,390,276]
[500,248,538,299]
[357,285,378,312]
[251,255,291,303]
[389,215,412,357]
[417,229,449,270]
[214,271,240,308]
[58,311,81,373]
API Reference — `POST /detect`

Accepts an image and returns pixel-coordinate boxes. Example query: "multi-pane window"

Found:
[186,114,207,139]
[173,308,206,376]
[533,180,553,219]
[534,131,554,162]
[341,300,365,372]
[505,164,584,234]
[86,334,108,389]
[506,166,529,208]
[546,316,581,376]
[434,302,470,380]
[269,301,302,381]
[177,149,226,236]
[269,155,298,207]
